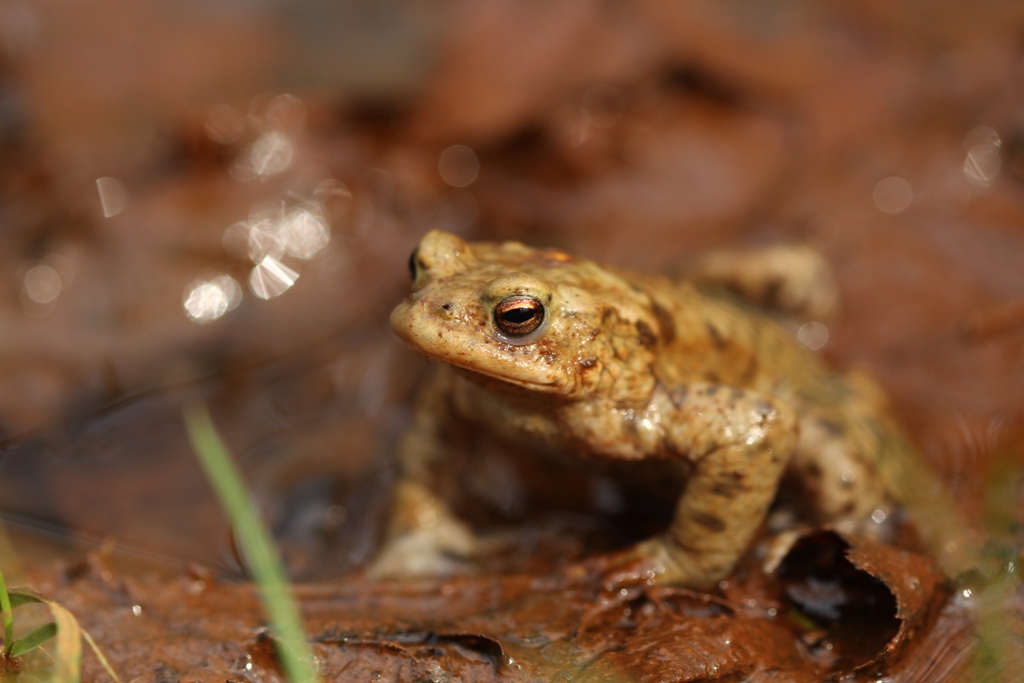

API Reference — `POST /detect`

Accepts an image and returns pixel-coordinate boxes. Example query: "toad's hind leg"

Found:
[632,385,800,588]
[790,371,891,523]
[682,244,839,321]
[791,413,887,522]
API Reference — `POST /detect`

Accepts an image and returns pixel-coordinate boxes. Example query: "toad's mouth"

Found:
[450,363,559,392]
[404,338,565,393]
[391,299,565,393]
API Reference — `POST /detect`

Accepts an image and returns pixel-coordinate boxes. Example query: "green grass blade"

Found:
[0,565,12,652]
[183,402,319,683]
[7,593,38,609]
[8,587,82,683]
[82,628,123,683]
[8,623,56,657]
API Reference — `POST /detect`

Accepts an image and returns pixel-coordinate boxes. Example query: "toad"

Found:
[372,230,896,588]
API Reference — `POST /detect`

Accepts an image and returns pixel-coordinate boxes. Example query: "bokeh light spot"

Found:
[96,176,129,217]
[872,176,912,214]
[438,144,480,188]
[211,274,242,311]
[249,256,299,300]
[247,217,287,263]
[23,264,61,303]
[183,277,239,324]
[265,94,306,132]
[962,127,1001,187]
[233,131,295,182]
[280,203,330,259]
[797,321,829,350]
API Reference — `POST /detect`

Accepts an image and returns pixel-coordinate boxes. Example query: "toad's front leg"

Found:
[367,369,477,579]
[612,384,799,589]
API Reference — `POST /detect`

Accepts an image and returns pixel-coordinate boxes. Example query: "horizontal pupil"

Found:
[501,307,536,323]
[494,296,544,338]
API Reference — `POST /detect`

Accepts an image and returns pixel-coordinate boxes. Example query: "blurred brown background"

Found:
[0,1,1022,678]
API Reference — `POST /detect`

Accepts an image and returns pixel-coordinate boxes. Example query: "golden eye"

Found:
[494,296,545,337]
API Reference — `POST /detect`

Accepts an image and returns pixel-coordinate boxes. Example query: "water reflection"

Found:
[963,126,1001,188]
[279,203,330,259]
[232,130,295,182]
[250,256,299,300]
[213,275,242,310]
[184,94,345,324]
[287,165,347,202]
[234,200,333,265]
[245,202,290,262]
[183,275,241,323]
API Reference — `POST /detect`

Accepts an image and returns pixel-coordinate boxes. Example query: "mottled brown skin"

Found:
[373,230,891,588]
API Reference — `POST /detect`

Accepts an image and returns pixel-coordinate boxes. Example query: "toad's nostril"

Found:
[441,302,453,311]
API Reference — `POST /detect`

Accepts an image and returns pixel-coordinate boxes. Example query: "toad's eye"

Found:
[407,248,419,281]
[494,296,545,337]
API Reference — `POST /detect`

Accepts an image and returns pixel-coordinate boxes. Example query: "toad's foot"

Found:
[367,527,475,578]
[584,536,731,592]
[366,480,476,579]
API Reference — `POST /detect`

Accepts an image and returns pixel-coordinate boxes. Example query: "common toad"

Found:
[373,230,896,588]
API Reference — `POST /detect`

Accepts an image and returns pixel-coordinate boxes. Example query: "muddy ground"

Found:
[0,1,1022,681]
